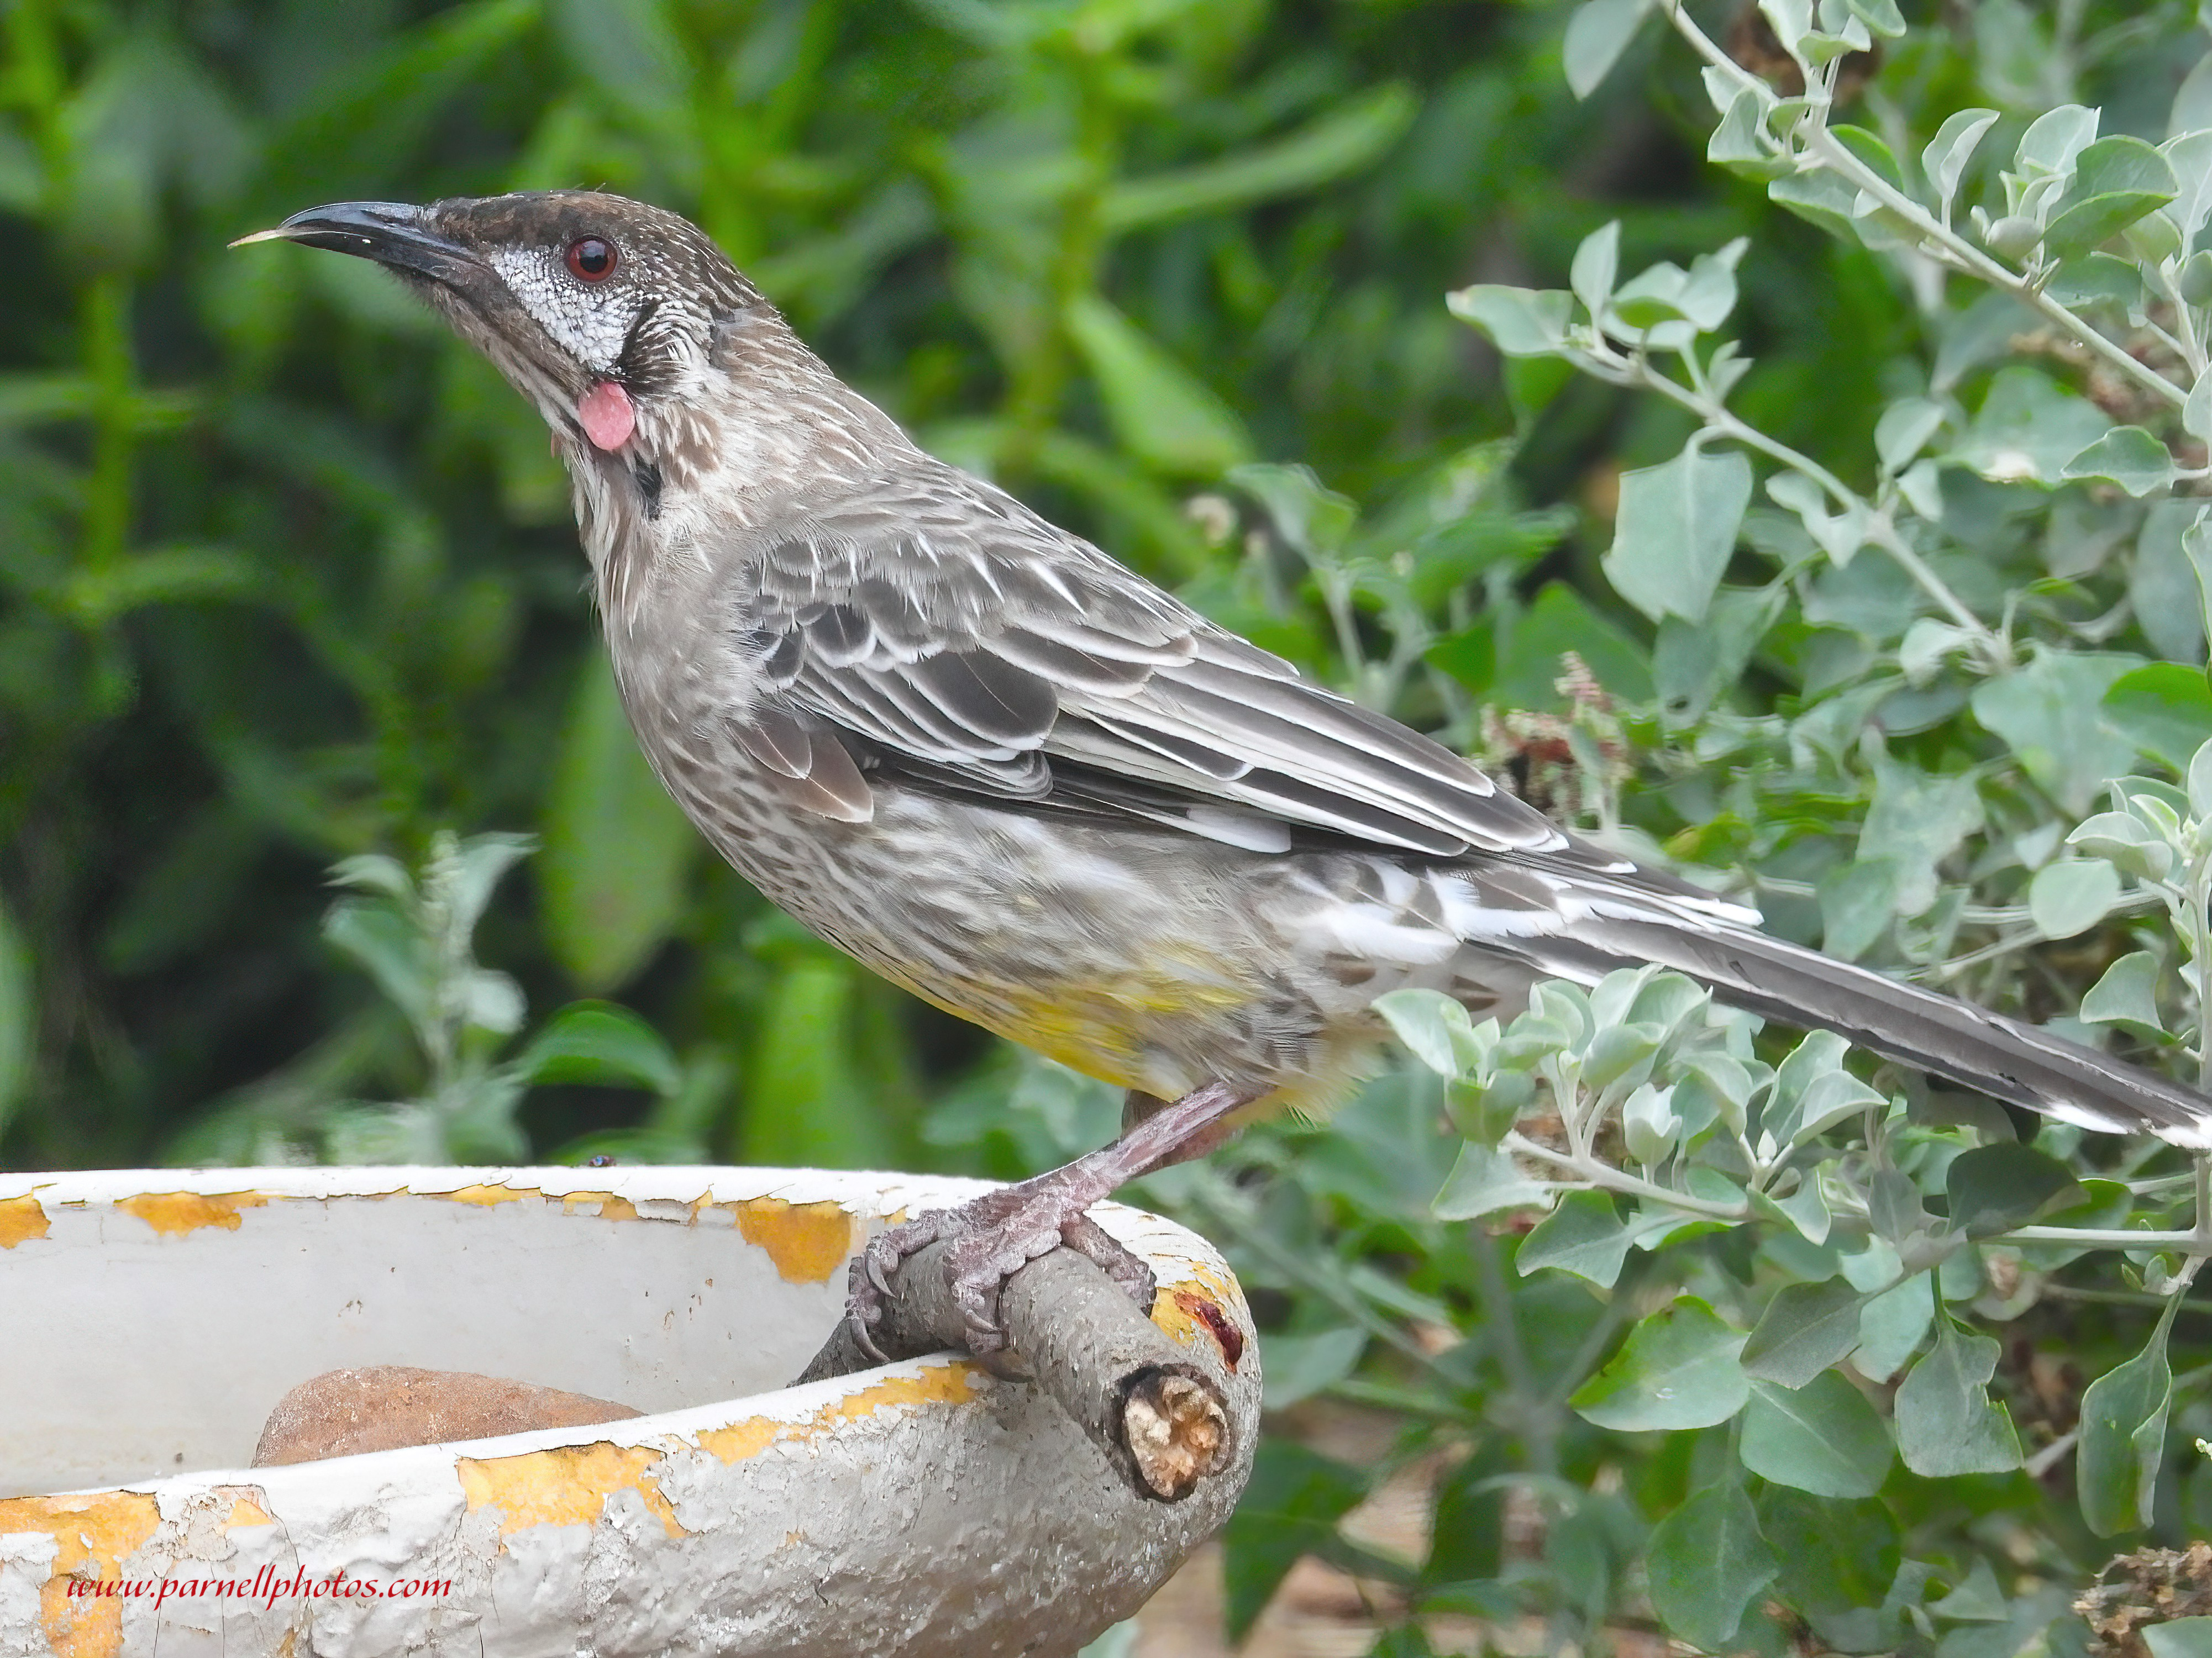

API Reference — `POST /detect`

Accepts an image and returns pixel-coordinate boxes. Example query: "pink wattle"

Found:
[577,381,635,451]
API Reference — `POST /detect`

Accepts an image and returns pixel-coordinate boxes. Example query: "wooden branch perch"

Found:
[794,1241,1235,1503]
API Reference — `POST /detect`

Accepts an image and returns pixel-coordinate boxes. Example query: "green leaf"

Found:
[1374,988,1480,1076]
[2078,1301,2178,1535]
[323,899,434,1041]
[509,1001,681,1095]
[541,651,699,993]
[1874,397,1945,473]
[1754,1487,1902,1614]
[1260,1327,1368,1410]
[1447,285,1574,357]
[1563,0,1651,98]
[1894,1314,2022,1476]
[2104,663,2212,774]
[1952,366,2113,487]
[1602,444,1753,624]
[2027,858,2123,940]
[1518,1190,1634,1287]
[1065,294,1254,477]
[1570,221,1621,317]
[1742,1278,1868,1387]
[1971,650,2145,815]
[1100,85,1418,231]
[2063,426,2179,496]
[2195,737,2212,819]
[1221,1441,1368,1639]
[1644,1477,1776,1649]
[1766,1029,1884,1146]
[2016,103,2100,175]
[2145,1620,2212,1658]
[259,0,539,210]
[1710,89,1787,179]
[1433,1143,1552,1220]
[1924,109,2001,213]
[739,954,890,1169]
[1769,169,1868,242]
[1571,1296,1749,1430]
[0,894,28,1143]
[1858,757,1985,918]
[547,0,687,126]
[2042,136,2178,260]
[1473,581,1654,709]
[2078,804,2175,885]
[1946,1141,2087,1238]
[1740,1373,1895,1498]
[1853,1270,1933,1383]
[2081,951,2166,1035]
[1817,857,1898,961]
[1654,585,1783,728]
[1844,0,1905,36]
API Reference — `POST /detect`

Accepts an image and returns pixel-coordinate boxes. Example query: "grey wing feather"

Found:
[731,462,1567,856]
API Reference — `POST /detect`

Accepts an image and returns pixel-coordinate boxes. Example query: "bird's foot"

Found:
[844,1077,1264,1368]
[852,1181,1156,1369]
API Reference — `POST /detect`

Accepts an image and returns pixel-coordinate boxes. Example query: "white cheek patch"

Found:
[488,248,635,373]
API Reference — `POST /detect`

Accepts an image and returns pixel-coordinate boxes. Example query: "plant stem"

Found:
[2008,1225,2212,1252]
[1655,0,2188,416]
[1586,341,2000,650]
[1505,1131,1748,1220]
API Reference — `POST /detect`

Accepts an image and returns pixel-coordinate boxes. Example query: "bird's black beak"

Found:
[232,201,476,282]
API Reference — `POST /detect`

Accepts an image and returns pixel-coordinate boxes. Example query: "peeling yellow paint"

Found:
[697,1363,982,1466]
[456,1441,686,1541]
[223,1493,273,1529]
[733,1197,857,1284]
[0,1194,49,1248]
[439,1183,534,1208]
[695,1418,779,1465]
[561,1190,639,1222]
[117,1191,267,1236]
[821,1364,982,1425]
[0,1489,161,1658]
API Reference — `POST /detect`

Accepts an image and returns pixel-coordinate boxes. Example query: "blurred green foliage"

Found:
[18,0,2212,1648]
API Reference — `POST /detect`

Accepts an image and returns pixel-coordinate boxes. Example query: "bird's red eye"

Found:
[565,237,617,282]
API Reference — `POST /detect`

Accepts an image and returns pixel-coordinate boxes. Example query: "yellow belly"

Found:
[889,954,1260,1096]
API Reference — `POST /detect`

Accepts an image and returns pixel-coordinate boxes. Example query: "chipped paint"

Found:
[117,1191,267,1236]
[224,1493,273,1529]
[696,1364,984,1468]
[1165,1290,1244,1371]
[733,1197,857,1284]
[0,1489,161,1658]
[560,1189,640,1222]
[458,1440,686,1541]
[439,1183,534,1208]
[0,1194,48,1248]
[693,1418,780,1465]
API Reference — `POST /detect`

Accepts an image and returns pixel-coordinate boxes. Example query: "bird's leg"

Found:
[1121,1089,1247,1167]
[848,1077,1264,1369]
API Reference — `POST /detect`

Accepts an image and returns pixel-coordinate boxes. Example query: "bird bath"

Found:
[0,1165,1257,1657]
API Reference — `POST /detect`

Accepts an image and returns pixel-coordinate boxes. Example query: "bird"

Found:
[239,191,2211,1359]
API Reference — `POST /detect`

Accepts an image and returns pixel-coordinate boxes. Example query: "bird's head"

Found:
[237,191,761,461]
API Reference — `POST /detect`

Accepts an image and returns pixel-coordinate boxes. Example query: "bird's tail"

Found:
[1501,904,2212,1148]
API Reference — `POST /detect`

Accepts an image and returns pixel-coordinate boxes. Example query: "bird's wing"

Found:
[725,466,1569,859]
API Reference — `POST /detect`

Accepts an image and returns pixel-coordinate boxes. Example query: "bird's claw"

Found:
[840,1188,1158,1369]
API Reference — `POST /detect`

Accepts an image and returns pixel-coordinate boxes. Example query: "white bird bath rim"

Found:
[0,1164,1259,1658]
